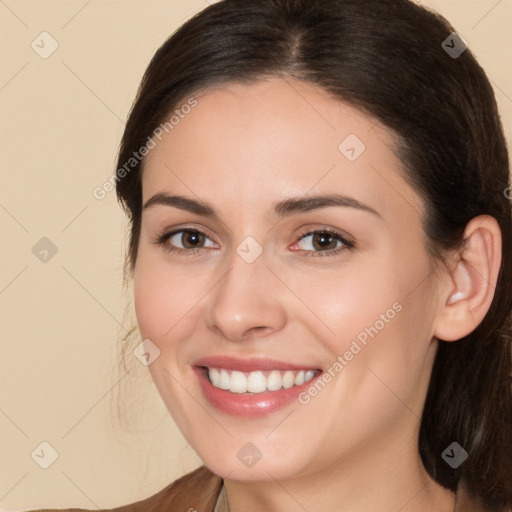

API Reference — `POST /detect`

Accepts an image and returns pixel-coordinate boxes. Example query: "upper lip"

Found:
[193,356,321,372]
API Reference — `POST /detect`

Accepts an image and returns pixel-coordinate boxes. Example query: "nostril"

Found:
[243,326,274,339]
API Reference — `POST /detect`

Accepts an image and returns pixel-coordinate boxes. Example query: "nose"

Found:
[205,248,287,342]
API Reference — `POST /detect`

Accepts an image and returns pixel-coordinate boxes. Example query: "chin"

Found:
[198,446,313,482]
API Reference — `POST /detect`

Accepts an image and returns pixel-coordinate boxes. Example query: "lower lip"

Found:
[194,367,322,417]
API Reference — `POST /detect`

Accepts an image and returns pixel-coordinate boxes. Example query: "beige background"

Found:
[1,0,511,510]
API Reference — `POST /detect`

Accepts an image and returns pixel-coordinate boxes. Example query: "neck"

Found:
[222,422,456,512]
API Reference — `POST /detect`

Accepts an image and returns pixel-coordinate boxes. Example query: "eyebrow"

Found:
[143,192,383,220]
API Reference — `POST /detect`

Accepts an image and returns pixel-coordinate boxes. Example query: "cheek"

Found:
[278,254,402,350]
[132,255,206,436]
[133,263,169,340]
[293,247,433,377]
[133,253,214,347]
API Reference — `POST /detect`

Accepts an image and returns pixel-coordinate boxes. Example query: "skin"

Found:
[133,77,501,512]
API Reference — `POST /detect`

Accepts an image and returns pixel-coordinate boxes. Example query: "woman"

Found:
[28,0,512,510]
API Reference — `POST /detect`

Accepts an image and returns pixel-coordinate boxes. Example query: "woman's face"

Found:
[134,77,444,481]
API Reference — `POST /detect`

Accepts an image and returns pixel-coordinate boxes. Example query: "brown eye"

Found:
[311,232,339,251]
[157,229,217,252]
[179,230,206,248]
[296,230,348,252]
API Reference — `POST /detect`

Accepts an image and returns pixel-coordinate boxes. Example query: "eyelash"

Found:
[151,226,355,258]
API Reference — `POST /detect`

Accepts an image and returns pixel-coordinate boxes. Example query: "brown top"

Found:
[26,465,503,512]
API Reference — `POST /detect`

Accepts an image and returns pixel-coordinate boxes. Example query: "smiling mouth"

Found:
[200,367,322,394]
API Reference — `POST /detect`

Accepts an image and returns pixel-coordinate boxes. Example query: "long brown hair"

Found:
[115,0,512,507]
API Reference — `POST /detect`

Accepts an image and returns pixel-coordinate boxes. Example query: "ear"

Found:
[433,215,502,342]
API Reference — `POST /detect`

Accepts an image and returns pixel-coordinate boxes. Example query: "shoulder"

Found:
[24,465,223,512]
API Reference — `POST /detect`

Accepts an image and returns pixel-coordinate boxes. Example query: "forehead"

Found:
[142,78,424,222]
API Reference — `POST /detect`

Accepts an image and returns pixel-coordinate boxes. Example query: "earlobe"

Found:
[433,215,502,342]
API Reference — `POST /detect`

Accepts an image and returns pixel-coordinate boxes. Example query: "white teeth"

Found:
[282,370,295,389]
[247,371,267,393]
[209,367,220,386]
[304,370,316,382]
[219,369,230,390]
[207,367,318,394]
[267,370,283,391]
[230,371,247,393]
